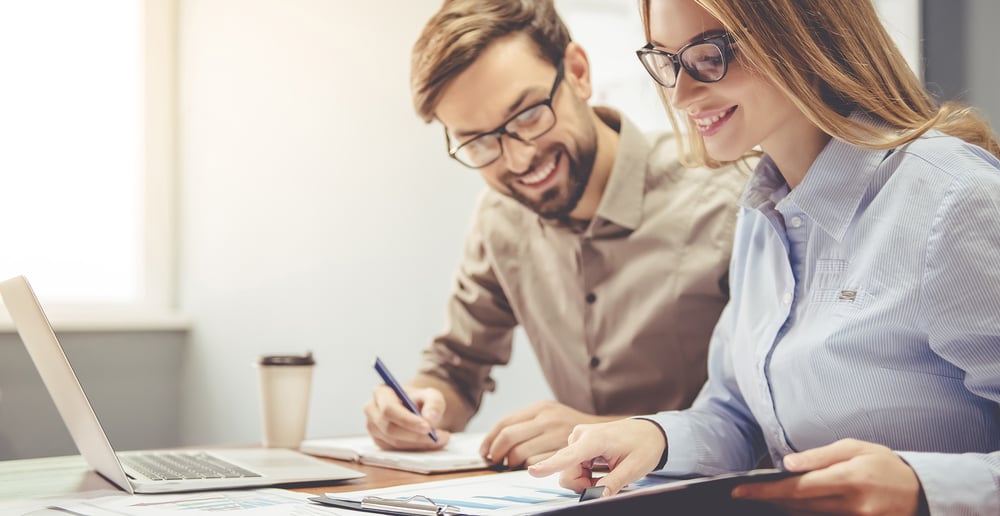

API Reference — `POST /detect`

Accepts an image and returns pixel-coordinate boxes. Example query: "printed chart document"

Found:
[312,470,581,515]
[300,432,489,474]
[310,468,796,515]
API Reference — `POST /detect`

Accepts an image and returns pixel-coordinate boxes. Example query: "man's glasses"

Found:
[635,33,735,88]
[446,61,564,169]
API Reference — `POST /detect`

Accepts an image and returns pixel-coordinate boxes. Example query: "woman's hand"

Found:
[732,438,923,515]
[527,418,666,495]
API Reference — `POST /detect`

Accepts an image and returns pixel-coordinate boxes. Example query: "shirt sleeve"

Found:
[418,200,518,413]
[904,160,1000,515]
[644,300,767,476]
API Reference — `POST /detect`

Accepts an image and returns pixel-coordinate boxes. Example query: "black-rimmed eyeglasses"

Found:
[636,33,735,88]
[446,61,564,169]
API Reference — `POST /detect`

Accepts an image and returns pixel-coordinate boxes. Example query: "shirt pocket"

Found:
[810,259,871,311]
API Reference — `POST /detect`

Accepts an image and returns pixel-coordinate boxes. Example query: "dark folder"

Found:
[539,469,797,515]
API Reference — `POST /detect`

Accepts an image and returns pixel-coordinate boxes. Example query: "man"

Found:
[364,0,747,467]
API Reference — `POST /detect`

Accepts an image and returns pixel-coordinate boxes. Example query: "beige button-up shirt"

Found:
[420,108,747,416]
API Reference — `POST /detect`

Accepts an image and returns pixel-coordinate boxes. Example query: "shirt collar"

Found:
[586,107,648,235]
[741,111,894,241]
[539,107,649,237]
[740,156,789,212]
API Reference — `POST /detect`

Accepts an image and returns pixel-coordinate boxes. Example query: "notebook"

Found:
[300,432,490,474]
[0,275,365,494]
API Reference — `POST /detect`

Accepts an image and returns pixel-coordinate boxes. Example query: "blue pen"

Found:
[374,357,439,443]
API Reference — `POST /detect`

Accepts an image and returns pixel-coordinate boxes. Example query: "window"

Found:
[0,0,178,327]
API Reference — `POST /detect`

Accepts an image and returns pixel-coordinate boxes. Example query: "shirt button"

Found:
[585,293,596,304]
[589,356,600,369]
[789,216,803,228]
[782,292,793,305]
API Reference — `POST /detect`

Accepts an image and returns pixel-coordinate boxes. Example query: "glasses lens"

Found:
[680,43,726,82]
[449,64,562,169]
[451,103,556,168]
[453,134,501,168]
[638,50,679,87]
[505,103,555,141]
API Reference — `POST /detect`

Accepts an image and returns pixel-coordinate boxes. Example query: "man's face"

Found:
[434,34,597,220]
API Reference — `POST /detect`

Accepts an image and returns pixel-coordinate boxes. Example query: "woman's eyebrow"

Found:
[649,29,725,51]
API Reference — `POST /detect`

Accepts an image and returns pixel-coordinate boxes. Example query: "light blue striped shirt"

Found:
[647,123,1000,514]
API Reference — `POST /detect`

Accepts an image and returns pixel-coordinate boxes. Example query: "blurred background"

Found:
[0,0,996,460]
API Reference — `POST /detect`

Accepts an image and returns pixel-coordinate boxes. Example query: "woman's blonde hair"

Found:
[411,0,571,123]
[639,0,1000,167]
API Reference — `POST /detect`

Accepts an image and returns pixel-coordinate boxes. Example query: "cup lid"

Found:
[258,351,315,366]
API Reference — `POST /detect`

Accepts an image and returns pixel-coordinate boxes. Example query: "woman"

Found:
[528,0,1000,514]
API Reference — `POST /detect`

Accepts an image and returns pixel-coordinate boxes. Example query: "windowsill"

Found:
[0,311,191,333]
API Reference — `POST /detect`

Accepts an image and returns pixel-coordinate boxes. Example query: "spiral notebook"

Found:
[300,432,489,474]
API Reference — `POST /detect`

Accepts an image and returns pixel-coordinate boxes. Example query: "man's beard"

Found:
[507,141,597,221]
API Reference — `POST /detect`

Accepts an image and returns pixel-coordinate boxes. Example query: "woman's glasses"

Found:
[636,33,735,88]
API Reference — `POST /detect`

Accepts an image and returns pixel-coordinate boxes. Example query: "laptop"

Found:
[0,275,365,494]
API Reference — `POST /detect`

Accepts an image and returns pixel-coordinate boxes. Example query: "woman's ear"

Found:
[563,42,592,100]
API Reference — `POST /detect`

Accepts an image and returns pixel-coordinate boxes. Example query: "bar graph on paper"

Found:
[326,469,684,515]
[328,470,582,515]
[411,483,577,512]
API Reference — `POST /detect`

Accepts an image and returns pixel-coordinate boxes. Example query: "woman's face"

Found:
[647,0,802,162]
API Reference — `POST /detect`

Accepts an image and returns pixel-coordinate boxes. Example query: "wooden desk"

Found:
[0,453,497,500]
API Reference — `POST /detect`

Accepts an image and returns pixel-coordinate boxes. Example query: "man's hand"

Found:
[731,438,923,515]
[479,401,619,467]
[363,384,451,450]
[527,418,666,495]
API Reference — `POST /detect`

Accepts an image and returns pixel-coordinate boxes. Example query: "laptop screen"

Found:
[0,275,133,490]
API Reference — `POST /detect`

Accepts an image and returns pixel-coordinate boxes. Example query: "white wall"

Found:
[872,0,922,77]
[555,0,669,133]
[0,331,186,459]
[175,0,554,445]
[173,0,942,448]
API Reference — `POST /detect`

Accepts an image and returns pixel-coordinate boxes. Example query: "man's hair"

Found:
[639,0,999,167]
[411,0,572,123]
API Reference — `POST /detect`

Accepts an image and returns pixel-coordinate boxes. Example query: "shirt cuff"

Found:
[632,417,669,470]
[633,411,700,475]
[896,451,999,515]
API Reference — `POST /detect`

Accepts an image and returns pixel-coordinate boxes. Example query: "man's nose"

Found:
[500,135,537,174]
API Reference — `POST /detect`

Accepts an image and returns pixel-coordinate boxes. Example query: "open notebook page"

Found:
[300,432,489,474]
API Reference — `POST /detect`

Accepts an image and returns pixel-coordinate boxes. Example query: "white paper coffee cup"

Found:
[255,352,315,448]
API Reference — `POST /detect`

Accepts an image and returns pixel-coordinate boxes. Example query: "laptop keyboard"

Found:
[120,452,262,481]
